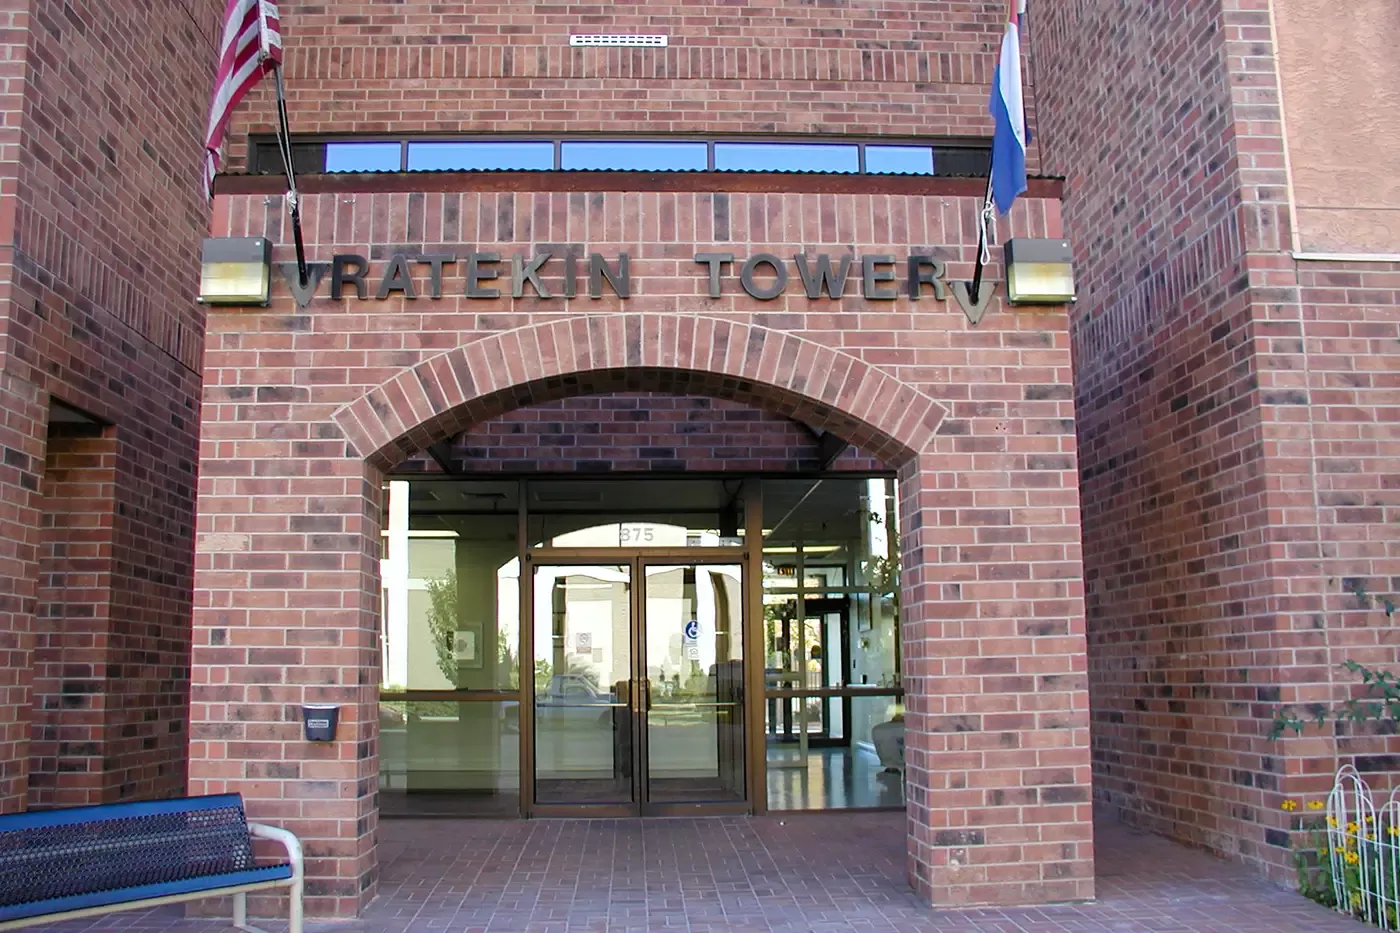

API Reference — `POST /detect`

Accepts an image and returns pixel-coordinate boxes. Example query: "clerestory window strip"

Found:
[250,136,991,178]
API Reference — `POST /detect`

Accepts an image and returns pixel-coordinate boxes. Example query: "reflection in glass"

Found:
[407,141,554,171]
[325,142,401,172]
[644,564,745,803]
[766,701,904,810]
[560,141,708,171]
[714,142,859,173]
[527,478,745,549]
[533,565,633,804]
[379,480,523,817]
[865,145,935,175]
[378,700,520,816]
[761,476,904,810]
[381,481,521,693]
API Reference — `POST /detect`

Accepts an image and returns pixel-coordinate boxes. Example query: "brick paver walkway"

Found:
[29,814,1369,932]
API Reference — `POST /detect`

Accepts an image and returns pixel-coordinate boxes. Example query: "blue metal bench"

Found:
[0,794,303,933]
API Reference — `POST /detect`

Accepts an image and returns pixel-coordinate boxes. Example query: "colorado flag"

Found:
[989,0,1029,215]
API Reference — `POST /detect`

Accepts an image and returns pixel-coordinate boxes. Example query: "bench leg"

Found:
[289,878,303,933]
[233,892,247,928]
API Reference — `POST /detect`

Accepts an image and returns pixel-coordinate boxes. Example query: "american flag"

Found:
[204,0,282,196]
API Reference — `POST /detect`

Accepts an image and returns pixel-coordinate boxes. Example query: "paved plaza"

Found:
[30,814,1368,932]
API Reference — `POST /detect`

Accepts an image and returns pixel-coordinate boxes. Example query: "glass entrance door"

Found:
[529,558,747,815]
[641,563,746,808]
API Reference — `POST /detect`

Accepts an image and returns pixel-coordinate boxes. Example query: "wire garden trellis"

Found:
[1311,765,1400,928]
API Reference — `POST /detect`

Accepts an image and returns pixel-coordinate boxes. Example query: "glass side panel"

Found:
[643,564,746,804]
[865,145,935,175]
[761,477,899,687]
[714,142,859,173]
[378,700,520,817]
[407,141,554,171]
[766,695,905,810]
[532,564,634,805]
[325,142,401,172]
[560,141,708,171]
[381,480,521,692]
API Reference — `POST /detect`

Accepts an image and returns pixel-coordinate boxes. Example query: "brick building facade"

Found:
[0,1,216,813]
[1034,0,1400,884]
[0,0,1392,925]
[192,0,1094,918]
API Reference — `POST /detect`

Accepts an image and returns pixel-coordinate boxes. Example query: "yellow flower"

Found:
[1367,815,1376,824]
[1281,800,1299,812]
[1308,800,1325,810]
[1367,833,1376,841]
[1387,826,1399,839]
[1328,816,1339,828]
[1348,821,1360,833]
[1347,851,1361,865]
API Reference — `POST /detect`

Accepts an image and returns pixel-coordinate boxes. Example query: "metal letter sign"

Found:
[275,249,1004,324]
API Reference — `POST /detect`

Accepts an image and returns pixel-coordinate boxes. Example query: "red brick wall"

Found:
[1033,0,1400,883]
[221,0,1041,172]
[1032,0,1285,872]
[396,392,886,474]
[193,186,1092,917]
[0,0,217,810]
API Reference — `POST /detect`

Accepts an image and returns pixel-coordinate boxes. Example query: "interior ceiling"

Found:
[404,477,877,544]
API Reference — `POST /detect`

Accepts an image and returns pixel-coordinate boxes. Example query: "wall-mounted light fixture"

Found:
[1004,238,1076,305]
[199,237,272,306]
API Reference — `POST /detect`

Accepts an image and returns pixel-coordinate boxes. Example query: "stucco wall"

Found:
[1272,0,1400,253]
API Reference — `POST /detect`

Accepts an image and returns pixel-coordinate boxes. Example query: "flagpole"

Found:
[969,167,995,300]
[254,0,307,289]
[272,66,309,289]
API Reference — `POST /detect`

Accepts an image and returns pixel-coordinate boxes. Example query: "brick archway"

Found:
[332,314,945,469]
[193,307,1094,916]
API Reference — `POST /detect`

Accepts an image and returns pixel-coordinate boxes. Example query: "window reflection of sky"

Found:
[561,141,708,171]
[320,140,945,176]
[324,143,400,172]
[866,145,935,175]
[408,142,554,171]
[715,143,859,173]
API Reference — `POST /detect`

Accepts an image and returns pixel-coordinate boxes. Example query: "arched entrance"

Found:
[343,318,937,814]
[192,262,1093,918]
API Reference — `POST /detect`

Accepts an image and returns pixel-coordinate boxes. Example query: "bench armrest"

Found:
[247,822,304,884]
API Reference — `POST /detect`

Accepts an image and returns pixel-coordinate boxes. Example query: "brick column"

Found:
[0,373,46,812]
[900,417,1095,905]
[189,445,381,919]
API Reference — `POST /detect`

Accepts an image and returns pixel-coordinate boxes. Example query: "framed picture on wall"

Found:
[856,592,874,633]
[454,628,482,668]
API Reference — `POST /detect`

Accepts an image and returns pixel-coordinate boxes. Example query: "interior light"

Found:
[1004,237,1076,305]
[199,237,272,306]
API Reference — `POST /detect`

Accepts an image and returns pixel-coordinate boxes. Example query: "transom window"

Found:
[253,137,990,177]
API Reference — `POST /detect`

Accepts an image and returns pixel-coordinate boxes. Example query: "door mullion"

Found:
[633,556,648,814]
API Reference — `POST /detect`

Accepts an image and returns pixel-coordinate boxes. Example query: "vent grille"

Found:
[569,34,668,47]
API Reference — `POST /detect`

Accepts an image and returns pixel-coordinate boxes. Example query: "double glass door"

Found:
[530,558,747,815]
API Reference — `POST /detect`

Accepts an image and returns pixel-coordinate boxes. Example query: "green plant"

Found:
[1283,796,1400,927]
[1269,583,1400,740]
[1271,660,1400,739]
[1283,800,1338,909]
[424,569,459,685]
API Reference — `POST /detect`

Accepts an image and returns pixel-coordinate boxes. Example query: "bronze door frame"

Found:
[522,550,753,818]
